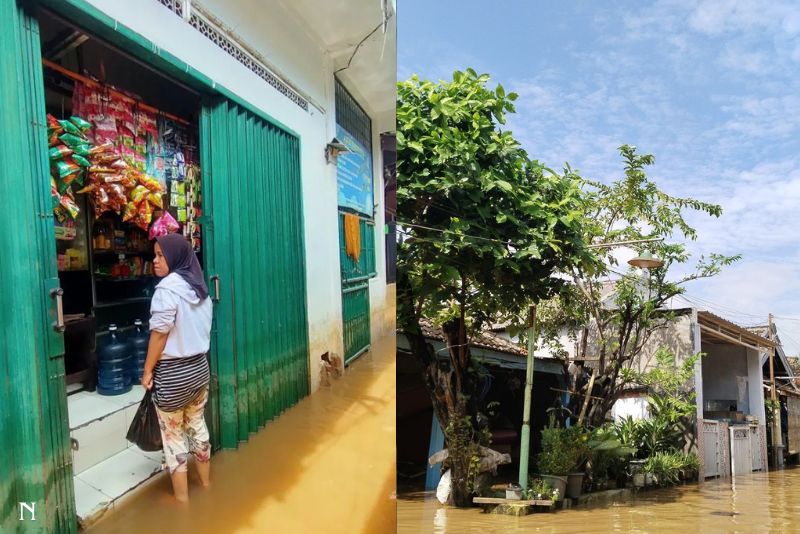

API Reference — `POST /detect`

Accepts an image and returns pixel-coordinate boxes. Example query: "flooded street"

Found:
[91,335,396,534]
[398,468,800,533]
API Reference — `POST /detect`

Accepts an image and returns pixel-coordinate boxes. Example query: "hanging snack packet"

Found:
[58,119,84,138]
[148,211,179,239]
[60,193,80,219]
[89,141,115,155]
[49,145,73,161]
[47,114,63,136]
[89,166,116,174]
[72,155,91,168]
[50,177,61,209]
[63,169,84,189]
[147,192,163,208]
[59,133,87,148]
[122,201,138,222]
[54,205,69,224]
[130,185,149,203]
[70,116,92,132]
[48,132,61,147]
[53,159,82,180]
[75,183,96,194]
[139,175,162,192]
[71,144,93,157]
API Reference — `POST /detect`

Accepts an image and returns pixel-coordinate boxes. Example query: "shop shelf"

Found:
[93,297,152,309]
[93,249,152,257]
[94,276,156,282]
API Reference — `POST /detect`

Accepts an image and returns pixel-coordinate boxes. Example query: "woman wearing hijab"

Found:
[141,233,213,503]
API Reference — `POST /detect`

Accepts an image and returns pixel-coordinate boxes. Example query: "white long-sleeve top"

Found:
[149,273,212,359]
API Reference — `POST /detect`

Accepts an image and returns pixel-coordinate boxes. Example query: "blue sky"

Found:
[399,0,800,355]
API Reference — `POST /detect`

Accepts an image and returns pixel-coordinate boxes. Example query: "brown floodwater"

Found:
[398,468,800,533]
[90,335,396,534]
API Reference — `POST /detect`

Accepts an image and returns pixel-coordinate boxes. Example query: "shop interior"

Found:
[39,9,205,517]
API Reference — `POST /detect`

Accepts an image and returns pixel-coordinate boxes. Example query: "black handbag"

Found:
[126,389,163,451]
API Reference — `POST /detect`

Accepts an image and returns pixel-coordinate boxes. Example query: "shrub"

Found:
[537,425,589,475]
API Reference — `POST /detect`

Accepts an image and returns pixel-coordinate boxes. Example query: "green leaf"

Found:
[495,180,513,192]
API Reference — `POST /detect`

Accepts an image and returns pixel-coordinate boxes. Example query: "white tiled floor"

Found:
[68,386,145,430]
[68,392,124,430]
[71,410,128,474]
[74,447,163,520]
[73,477,112,520]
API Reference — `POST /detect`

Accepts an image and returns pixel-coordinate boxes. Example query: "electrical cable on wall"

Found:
[335,8,394,75]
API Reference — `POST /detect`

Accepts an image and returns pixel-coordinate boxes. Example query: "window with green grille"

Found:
[339,212,376,282]
[335,79,372,152]
[335,78,374,217]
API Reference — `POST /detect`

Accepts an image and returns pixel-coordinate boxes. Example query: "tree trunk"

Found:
[398,271,480,507]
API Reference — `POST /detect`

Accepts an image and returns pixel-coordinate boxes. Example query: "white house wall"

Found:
[82,1,393,393]
[702,344,750,413]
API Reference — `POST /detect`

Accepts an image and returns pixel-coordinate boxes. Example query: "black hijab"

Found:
[156,234,209,300]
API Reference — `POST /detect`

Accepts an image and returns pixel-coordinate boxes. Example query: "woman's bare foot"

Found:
[196,460,211,487]
[170,470,190,502]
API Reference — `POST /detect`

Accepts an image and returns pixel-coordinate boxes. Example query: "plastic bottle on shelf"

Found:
[127,319,150,385]
[96,324,133,396]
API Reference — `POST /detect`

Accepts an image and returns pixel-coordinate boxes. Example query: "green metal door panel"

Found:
[204,99,309,445]
[244,113,260,434]
[0,1,75,531]
[292,136,311,397]
[338,213,373,365]
[338,214,377,283]
[202,100,239,450]
[199,104,223,450]
[342,283,371,365]
[229,105,249,442]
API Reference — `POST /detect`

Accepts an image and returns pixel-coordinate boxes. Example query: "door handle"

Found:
[50,287,65,333]
[210,275,220,303]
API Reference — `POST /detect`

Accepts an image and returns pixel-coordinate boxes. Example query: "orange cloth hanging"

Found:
[344,213,361,263]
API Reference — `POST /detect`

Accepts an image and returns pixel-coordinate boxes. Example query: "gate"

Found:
[730,426,753,476]
[339,213,374,364]
[750,424,765,471]
[703,420,720,478]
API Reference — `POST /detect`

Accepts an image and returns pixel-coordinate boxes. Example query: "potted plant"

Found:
[566,427,590,499]
[588,425,637,492]
[537,426,585,500]
[525,477,560,503]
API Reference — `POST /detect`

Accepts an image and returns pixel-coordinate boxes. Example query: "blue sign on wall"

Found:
[336,125,373,216]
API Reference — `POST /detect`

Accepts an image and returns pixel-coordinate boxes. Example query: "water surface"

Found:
[399,468,800,533]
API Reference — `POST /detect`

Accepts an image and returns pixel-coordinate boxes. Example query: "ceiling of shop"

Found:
[279,0,397,121]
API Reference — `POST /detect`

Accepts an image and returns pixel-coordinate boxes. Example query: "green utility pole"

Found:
[518,304,537,490]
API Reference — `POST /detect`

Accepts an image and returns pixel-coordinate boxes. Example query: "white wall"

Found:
[81,1,391,393]
[748,348,767,424]
[611,396,649,422]
[701,343,749,411]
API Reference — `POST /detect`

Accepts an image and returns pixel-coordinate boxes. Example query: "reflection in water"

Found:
[399,468,800,533]
[91,336,396,534]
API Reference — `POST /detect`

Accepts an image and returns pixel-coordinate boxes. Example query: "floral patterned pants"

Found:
[154,387,211,474]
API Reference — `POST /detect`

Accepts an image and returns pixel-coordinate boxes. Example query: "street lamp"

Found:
[628,251,664,269]
[517,236,664,492]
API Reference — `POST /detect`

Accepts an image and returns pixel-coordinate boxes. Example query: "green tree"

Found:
[536,146,739,428]
[397,69,593,506]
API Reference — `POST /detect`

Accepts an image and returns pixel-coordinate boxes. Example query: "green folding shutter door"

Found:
[0,1,76,531]
[201,100,309,449]
[338,214,374,364]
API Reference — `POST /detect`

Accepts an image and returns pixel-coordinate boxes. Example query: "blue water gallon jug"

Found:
[97,324,132,396]
[127,319,149,384]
